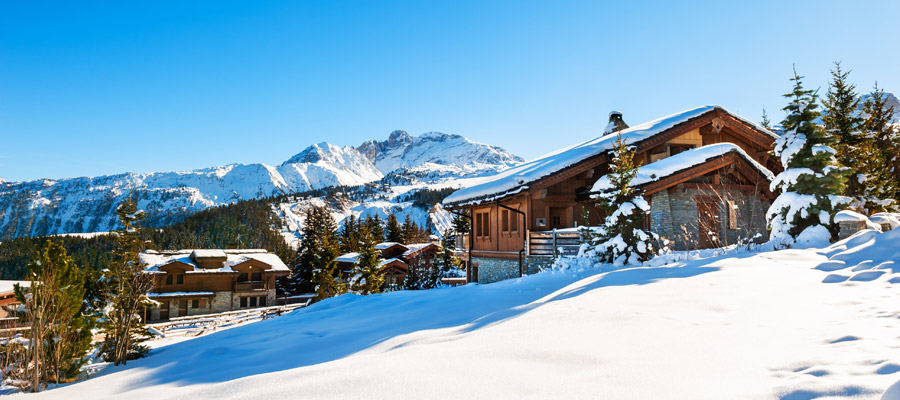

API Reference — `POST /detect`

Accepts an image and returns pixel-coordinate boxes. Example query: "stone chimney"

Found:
[604,111,629,134]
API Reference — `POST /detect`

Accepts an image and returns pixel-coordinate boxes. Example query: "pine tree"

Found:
[350,226,384,295]
[311,233,347,300]
[100,197,154,365]
[822,62,866,203]
[760,107,772,129]
[401,214,422,244]
[290,206,339,295]
[432,229,462,286]
[339,215,359,253]
[452,210,470,236]
[582,132,657,266]
[8,240,90,391]
[364,215,385,242]
[861,85,900,209]
[767,68,851,246]
[386,213,404,243]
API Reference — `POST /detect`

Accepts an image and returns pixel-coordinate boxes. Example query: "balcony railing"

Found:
[234,281,268,292]
[528,229,582,256]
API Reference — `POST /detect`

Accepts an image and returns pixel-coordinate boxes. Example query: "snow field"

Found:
[22,229,900,400]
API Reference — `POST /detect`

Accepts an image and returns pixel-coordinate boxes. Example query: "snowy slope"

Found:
[0,131,520,239]
[26,229,900,400]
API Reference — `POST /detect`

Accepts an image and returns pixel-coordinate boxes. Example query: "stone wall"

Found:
[651,186,770,250]
[472,255,555,284]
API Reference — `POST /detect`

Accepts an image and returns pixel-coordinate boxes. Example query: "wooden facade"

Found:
[444,107,780,273]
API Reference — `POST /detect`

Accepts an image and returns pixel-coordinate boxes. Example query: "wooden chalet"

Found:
[336,241,440,291]
[140,249,290,321]
[442,105,780,284]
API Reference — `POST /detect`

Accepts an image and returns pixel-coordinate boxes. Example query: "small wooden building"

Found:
[442,105,779,284]
[140,249,290,321]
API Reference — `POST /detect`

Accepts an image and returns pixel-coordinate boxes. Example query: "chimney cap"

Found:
[609,110,623,117]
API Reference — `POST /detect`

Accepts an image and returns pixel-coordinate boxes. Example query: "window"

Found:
[176,274,184,285]
[250,272,262,281]
[509,210,518,232]
[259,296,267,307]
[240,297,247,308]
[501,209,509,233]
[191,299,199,309]
[475,211,490,239]
[669,144,695,156]
[166,275,173,285]
[249,296,258,307]
[238,273,249,282]
[550,215,561,227]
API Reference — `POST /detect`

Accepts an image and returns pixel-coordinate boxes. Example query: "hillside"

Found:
[0,131,521,240]
[25,229,900,400]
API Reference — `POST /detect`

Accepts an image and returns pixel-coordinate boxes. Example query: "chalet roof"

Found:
[402,243,437,259]
[590,143,775,194]
[375,242,408,251]
[140,249,290,274]
[336,252,360,263]
[191,249,227,259]
[442,105,777,207]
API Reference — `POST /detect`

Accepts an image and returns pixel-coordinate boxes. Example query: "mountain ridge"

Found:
[0,131,521,239]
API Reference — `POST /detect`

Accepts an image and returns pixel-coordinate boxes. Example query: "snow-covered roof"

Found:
[191,249,227,259]
[140,249,290,273]
[443,105,777,206]
[402,243,437,259]
[377,258,407,269]
[336,252,360,264]
[591,143,775,193]
[375,242,407,251]
[0,280,29,294]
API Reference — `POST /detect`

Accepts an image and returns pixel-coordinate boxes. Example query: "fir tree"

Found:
[861,84,900,209]
[290,206,339,295]
[401,214,422,243]
[386,213,404,243]
[582,132,657,266]
[9,240,90,391]
[350,226,384,295]
[452,210,470,236]
[767,68,851,246]
[339,215,359,253]
[100,197,154,365]
[822,62,866,202]
[311,233,347,300]
[760,107,772,129]
[432,229,462,286]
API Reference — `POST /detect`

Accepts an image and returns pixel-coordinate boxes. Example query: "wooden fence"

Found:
[147,300,310,338]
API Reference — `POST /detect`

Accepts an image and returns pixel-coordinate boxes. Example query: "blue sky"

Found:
[1,0,898,181]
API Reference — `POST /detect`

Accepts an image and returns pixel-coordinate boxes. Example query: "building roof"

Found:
[402,243,438,259]
[0,280,29,295]
[375,242,408,251]
[336,252,360,263]
[140,249,290,273]
[191,249,227,259]
[442,105,777,207]
[590,143,775,193]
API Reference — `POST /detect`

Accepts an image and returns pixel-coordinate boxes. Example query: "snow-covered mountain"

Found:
[0,132,521,239]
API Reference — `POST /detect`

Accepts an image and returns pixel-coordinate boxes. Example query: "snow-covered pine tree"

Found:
[583,132,657,266]
[339,214,359,253]
[351,225,384,295]
[432,228,462,286]
[861,85,900,210]
[312,232,347,300]
[386,213,403,243]
[822,62,867,205]
[767,68,851,247]
[101,197,154,366]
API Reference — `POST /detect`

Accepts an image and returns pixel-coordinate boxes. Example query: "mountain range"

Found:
[0,131,522,240]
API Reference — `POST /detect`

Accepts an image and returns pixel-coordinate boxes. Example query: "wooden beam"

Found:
[640,155,734,196]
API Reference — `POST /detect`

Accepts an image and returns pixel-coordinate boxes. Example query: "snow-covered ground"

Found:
[21,229,900,399]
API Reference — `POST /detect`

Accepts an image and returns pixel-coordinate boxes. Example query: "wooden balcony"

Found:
[528,229,583,256]
[234,281,268,292]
